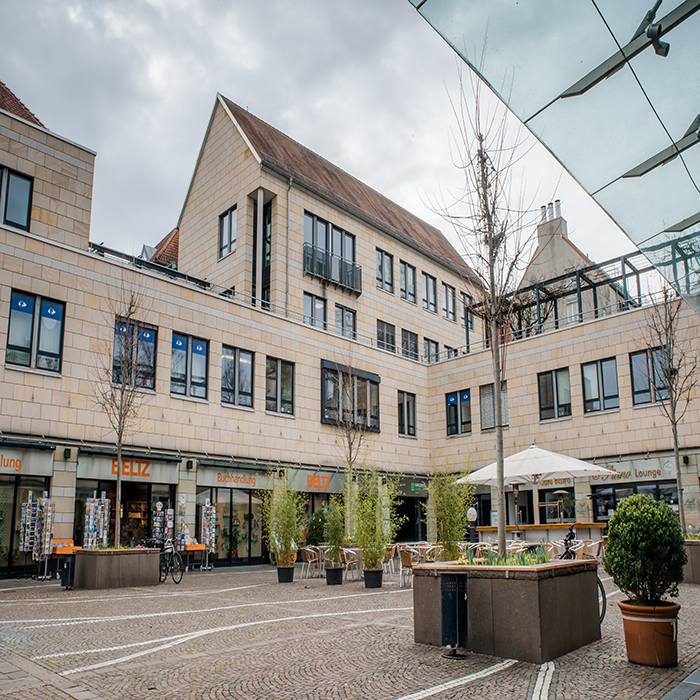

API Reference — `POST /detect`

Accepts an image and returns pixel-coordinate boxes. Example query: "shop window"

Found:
[480,382,508,431]
[113,320,157,390]
[377,320,395,353]
[398,390,416,437]
[422,272,437,313]
[376,249,394,293]
[266,356,294,414]
[303,292,326,330]
[446,390,471,436]
[321,360,380,432]
[1,168,33,231]
[582,358,619,413]
[424,338,438,364]
[218,205,237,259]
[538,368,571,420]
[400,261,416,303]
[630,348,669,405]
[401,329,418,360]
[6,290,65,372]
[222,346,254,407]
[171,333,208,399]
[442,283,456,321]
[538,488,575,524]
[335,304,356,339]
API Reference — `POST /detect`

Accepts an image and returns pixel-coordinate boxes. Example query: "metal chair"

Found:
[342,548,361,581]
[399,547,419,587]
[299,547,319,579]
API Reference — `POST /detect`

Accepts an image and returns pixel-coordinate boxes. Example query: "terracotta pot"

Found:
[618,600,680,667]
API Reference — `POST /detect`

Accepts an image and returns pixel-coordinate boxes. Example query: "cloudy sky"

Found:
[1,0,633,264]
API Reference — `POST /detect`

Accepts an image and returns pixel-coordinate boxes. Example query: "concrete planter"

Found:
[683,540,700,584]
[74,549,160,589]
[413,560,600,664]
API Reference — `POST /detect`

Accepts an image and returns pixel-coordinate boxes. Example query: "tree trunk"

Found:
[672,422,686,534]
[115,441,122,548]
[491,314,506,556]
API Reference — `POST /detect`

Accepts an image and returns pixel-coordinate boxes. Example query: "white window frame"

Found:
[218,205,237,259]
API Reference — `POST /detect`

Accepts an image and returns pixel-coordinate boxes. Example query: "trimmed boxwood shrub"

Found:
[603,494,687,605]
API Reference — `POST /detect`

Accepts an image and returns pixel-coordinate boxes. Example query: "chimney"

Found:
[536,200,569,248]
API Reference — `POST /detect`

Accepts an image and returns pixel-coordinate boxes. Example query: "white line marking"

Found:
[599,576,613,582]
[5,588,409,628]
[60,606,412,675]
[391,659,518,700]
[606,589,622,600]
[532,661,554,700]
[0,583,61,592]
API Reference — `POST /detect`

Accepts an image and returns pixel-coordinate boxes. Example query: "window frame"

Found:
[170,333,209,400]
[376,249,394,293]
[446,389,471,436]
[422,272,437,313]
[266,356,294,415]
[399,260,417,304]
[303,292,327,330]
[1,168,33,231]
[218,205,237,259]
[582,358,619,413]
[335,304,357,339]
[112,319,157,390]
[538,368,572,421]
[630,348,669,405]
[398,390,416,437]
[424,338,439,364]
[6,290,65,373]
[480,382,508,431]
[321,360,380,432]
[442,283,456,322]
[377,319,396,353]
[461,292,474,330]
[401,329,419,360]
[221,345,254,408]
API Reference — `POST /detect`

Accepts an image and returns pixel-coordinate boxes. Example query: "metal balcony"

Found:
[303,243,362,295]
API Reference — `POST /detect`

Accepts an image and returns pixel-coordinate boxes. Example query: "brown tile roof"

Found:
[152,227,179,268]
[0,78,45,128]
[222,96,477,284]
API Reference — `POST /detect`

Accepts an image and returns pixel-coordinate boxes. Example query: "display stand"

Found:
[152,502,165,547]
[84,491,110,549]
[176,497,194,551]
[200,500,216,571]
[19,491,55,579]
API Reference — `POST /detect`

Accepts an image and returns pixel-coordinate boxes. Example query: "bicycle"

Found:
[558,524,606,623]
[159,538,184,584]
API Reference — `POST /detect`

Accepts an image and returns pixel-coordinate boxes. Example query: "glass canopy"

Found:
[410,0,700,312]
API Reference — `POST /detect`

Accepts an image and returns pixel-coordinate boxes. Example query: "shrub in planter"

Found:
[325,496,345,585]
[604,494,687,666]
[307,507,327,546]
[261,473,304,582]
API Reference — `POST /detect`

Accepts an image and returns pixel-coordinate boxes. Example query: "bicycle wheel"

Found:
[171,552,184,584]
[159,553,168,583]
[597,576,607,624]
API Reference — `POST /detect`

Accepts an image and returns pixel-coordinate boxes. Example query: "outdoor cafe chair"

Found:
[584,540,604,561]
[399,547,419,588]
[342,548,361,581]
[308,545,325,575]
[300,547,319,579]
[382,544,397,578]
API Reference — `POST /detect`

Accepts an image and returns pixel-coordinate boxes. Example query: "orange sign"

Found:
[0,454,22,472]
[307,474,331,490]
[112,457,151,478]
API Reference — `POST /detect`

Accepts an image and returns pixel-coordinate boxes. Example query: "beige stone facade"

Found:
[1,92,699,572]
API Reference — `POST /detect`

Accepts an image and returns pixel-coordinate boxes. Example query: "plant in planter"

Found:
[604,494,687,666]
[260,473,304,583]
[307,507,327,547]
[355,470,405,588]
[324,496,345,585]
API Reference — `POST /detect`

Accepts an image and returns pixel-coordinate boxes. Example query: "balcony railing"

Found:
[303,243,362,295]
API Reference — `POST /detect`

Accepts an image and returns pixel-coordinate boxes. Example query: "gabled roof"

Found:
[150,227,179,268]
[220,96,477,284]
[0,78,45,128]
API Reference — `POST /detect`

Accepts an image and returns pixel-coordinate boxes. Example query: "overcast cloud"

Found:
[1,0,631,264]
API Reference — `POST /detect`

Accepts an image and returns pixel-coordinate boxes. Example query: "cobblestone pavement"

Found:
[0,566,698,700]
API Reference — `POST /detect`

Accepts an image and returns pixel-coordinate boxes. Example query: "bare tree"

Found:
[93,278,154,547]
[644,288,698,533]
[432,66,537,555]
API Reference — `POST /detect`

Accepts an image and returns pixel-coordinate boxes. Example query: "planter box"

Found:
[413,560,600,664]
[74,549,160,589]
[684,540,700,584]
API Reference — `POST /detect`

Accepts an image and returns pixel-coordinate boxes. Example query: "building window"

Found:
[303,293,327,330]
[6,290,65,372]
[398,391,416,437]
[171,334,208,399]
[422,273,437,313]
[480,382,508,431]
[424,338,439,364]
[113,320,157,389]
[376,249,394,293]
[444,346,458,359]
[461,292,474,330]
[377,320,396,352]
[400,261,416,304]
[538,368,571,420]
[446,390,471,436]
[266,357,294,415]
[582,358,619,413]
[218,205,237,259]
[442,283,456,321]
[630,348,669,405]
[221,346,253,407]
[1,168,33,231]
[321,361,380,431]
[335,305,356,339]
[401,329,419,360]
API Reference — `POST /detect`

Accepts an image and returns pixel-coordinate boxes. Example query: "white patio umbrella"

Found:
[456,444,616,486]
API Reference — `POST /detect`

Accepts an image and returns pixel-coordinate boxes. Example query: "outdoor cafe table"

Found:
[476,522,606,544]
